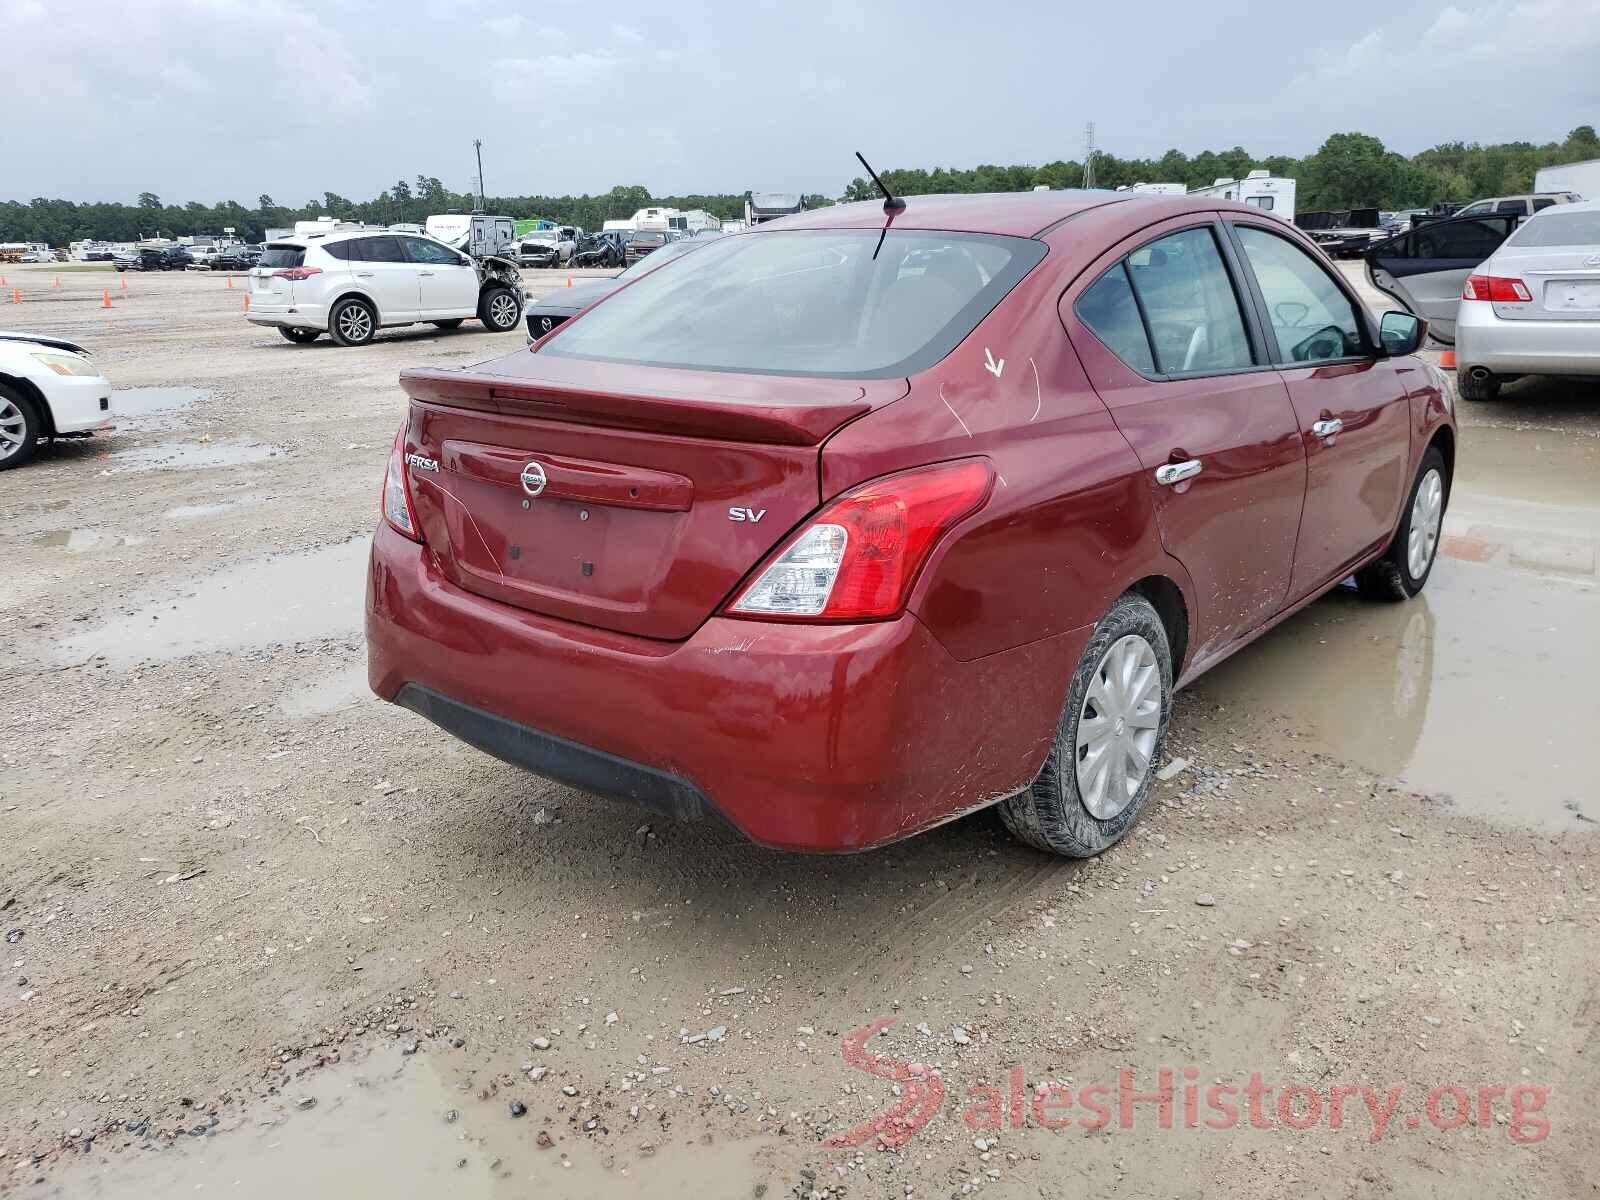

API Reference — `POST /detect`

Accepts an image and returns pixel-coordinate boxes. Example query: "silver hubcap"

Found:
[339,307,372,341]
[1407,468,1444,579]
[490,295,517,327]
[0,397,25,459]
[1075,634,1162,819]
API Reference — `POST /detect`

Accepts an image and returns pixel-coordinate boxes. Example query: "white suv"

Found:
[246,229,525,346]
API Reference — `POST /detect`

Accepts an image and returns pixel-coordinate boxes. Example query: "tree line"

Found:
[842,128,1600,212]
[4,127,1597,246]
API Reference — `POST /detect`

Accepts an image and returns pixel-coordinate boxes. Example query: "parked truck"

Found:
[744,192,804,226]
[1533,158,1600,199]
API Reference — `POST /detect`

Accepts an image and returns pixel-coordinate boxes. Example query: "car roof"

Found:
[766,191,1249,238]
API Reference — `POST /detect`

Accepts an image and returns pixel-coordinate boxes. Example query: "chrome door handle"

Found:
[1312,418,1343,438]
[1155,459,1203,486]
[418,270,435,276]
[355,271,374,278]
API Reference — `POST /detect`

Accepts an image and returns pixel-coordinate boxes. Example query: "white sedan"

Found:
[0,332,114,469]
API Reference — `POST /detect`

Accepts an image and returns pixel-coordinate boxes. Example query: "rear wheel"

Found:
[479,285,521,331]
[432,318,465,330]
[1356,446,1447,601]
[997,593,1173,858]
[328,298,376,346]
[0,385,42,471]
[1456,367,1500,401]
[278,326,320,344]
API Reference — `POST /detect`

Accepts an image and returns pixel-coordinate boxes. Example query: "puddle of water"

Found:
[105,440,284,473]
[1192,422,1599,832]
[279,663,372,718]
[57,538,369,669]
[112,386,208,431]
[33,529,104,551]
[164,495,264,521]
[35,1044,782,1200]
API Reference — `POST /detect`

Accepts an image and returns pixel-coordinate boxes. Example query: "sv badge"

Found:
[728,506,767,523]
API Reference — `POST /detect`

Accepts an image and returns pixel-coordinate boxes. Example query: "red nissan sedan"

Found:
[366,191,1453,856]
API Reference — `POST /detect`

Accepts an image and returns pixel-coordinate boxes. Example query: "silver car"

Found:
[1366,200,1600,400]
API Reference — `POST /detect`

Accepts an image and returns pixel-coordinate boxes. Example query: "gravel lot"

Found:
[1,263,1596,1198]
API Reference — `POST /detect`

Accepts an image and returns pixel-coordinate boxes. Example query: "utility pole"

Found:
[1082,122,1097,190]
[473,139,486,211]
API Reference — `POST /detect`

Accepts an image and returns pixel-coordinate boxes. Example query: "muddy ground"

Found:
[1,263,1596,1199]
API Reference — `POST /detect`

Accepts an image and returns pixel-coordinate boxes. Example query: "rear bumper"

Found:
[1457,302,1600,375]
[246,302,329,331]
[366,522,1082,851]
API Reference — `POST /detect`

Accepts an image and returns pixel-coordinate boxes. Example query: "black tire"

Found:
[478,285,521,332]
[997,593,1173,858]
[431,318,465,330]
[328,297,377,347]
[1356,446,1448,602]
[278,326,321,344]
[0,384,42,471]
[1456,367,1500,401]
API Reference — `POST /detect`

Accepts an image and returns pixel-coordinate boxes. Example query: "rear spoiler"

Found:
[400,366,877,447]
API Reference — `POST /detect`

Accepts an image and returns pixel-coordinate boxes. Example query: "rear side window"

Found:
[1495,200,1527,215]
[322,240,353,261]
[1076,263,1155,373]
[1123,227,1254,375]
[352,236,406,263]
[258,245,304,269]
[1531,198,1557,212]
[543,229,1046,379]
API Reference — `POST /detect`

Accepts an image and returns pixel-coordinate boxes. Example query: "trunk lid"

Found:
[1491,248,1600,321]
[399,352,905,640]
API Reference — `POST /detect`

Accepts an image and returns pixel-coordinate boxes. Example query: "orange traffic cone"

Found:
[226,274,233,288]
[53,276,61,288]
[566,276,573,288]
[0,274,7,286]
[1439,350,1456,369]
[101,289,112,309]
[120,274,128,290]
[243,293,250,312]
[10,289,18,304]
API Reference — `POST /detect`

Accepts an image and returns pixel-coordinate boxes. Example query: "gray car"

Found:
[1367,200,1600,400]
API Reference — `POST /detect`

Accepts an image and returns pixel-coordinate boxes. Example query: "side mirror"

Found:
[1379,310,1426,357]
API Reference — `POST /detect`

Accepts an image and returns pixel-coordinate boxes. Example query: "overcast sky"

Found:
[5,0,1597,204]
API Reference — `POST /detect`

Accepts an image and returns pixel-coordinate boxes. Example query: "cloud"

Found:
[609,20,642,43]
[492,50,627,97]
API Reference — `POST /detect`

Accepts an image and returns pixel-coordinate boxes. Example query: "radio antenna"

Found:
[855,151,905,213]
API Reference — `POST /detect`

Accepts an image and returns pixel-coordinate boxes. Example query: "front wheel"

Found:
[278,326,321,344]
[0,384,42,471]
[1356,446,1447,601]
[479,285,521,332]
[997,593,1173,858]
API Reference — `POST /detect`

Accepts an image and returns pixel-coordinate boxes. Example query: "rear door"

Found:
[1065,219,1307,666]
[1227,219,1412,601]
[404,237,479,318]
[348,235,419,323]
[1364,215,1517,342]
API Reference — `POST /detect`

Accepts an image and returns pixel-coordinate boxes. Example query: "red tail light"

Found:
[726,459,993,622]
[1463,274,1531,302]
[273,266,323,281]
[382,425,422,543]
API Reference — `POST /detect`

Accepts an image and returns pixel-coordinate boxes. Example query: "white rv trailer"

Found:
[1122,182,1187,196]
[1185,170,1296,221]
[745,192,804,226]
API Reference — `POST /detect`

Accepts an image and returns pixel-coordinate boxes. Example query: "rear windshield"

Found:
[543,229,1046,379]
[259,245,304,269]
[1508,211,1600,247]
